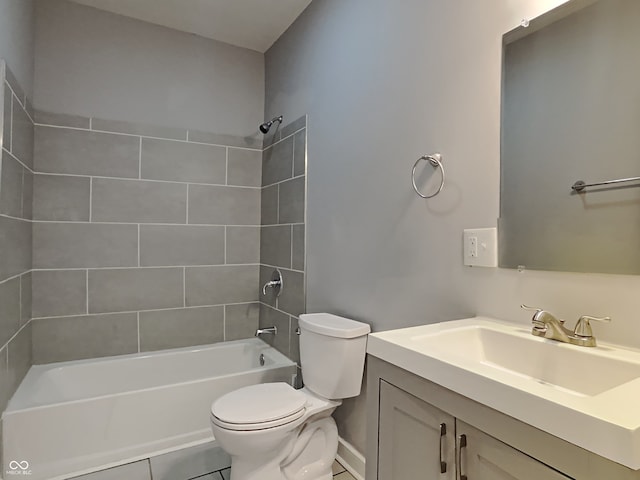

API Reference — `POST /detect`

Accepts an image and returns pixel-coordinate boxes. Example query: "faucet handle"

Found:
[521,304,545,329]
[574,315,611,338]
[520,304,541,312]
[521,305,565,330]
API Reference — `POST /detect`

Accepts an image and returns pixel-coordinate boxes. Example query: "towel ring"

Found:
[412,153,445,198]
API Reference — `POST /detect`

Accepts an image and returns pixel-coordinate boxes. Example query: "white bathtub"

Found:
[2,338,297,480]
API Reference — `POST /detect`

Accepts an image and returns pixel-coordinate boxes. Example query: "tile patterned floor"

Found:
[332,460,357,479]
[204,460,355,480]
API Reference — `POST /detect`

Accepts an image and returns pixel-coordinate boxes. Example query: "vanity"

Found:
[364,0,640,476]
[365,317,640,480]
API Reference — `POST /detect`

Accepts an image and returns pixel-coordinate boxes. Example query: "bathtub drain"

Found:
[259,354,265,366]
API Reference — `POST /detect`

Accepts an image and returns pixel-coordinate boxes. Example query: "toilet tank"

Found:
[298,313,371,400]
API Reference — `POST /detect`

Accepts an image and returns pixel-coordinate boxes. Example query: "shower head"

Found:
[259,116,283,134]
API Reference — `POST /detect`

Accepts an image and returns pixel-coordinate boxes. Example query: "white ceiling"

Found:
[69,0,312,52]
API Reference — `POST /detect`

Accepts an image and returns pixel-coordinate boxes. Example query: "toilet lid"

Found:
[211,383,307,425]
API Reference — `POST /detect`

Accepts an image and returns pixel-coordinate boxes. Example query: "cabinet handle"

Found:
[457,434,468,480]
[439,423,447,474]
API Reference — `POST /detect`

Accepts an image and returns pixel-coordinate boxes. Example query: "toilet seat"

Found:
[211,383,308,431]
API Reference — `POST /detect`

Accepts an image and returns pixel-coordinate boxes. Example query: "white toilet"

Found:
[210,313,370,480]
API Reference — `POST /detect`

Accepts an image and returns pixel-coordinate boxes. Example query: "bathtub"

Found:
[2,338,297,480]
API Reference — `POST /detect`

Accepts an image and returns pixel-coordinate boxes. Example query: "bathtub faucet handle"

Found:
[262,269,283,296]
[262,280,281,295]
[255,326,277,337]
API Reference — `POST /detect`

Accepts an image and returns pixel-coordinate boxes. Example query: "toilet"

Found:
[210,313,371,480]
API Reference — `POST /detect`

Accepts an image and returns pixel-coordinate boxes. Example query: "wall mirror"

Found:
[499,0,640,275]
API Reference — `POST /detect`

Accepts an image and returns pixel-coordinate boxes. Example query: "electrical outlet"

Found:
[469,236,478,258]
[464,228,498,267]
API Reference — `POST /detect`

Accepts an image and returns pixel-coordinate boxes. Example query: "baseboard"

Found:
[336,437,365,480]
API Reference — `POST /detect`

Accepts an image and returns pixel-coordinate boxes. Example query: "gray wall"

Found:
[34,0,264,137]
[258,116,307,365]
[0,0,34,98]
[31,112,263,363]
[265,0,640,453]
[0,62,34,417]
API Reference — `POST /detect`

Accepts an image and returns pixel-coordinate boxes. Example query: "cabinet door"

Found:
[378,381,455,480]
[456,421,572,480]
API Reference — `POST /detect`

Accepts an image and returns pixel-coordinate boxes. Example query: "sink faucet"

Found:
[255,326,277,337]
[521,305,611,347]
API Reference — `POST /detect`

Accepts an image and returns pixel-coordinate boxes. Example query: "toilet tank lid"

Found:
[299,313,371,338]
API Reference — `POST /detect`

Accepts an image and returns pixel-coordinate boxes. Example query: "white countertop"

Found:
[367,317,640,469]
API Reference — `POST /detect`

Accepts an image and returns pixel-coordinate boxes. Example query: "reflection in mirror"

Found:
[499,0,640,275]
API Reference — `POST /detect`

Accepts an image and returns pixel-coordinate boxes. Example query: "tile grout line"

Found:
[9,91,14,154]
[0,270,29,286]
[223,305,227,342]
[137,312,141,353]
[138,137,142,179]
[32,300,261,321]
[137,224,141,267]
[20,164,25,218]
[261,262,304,275]
[182,267,186,308]
[260,301,297,323]
[34,122,262,151]
[31,263,262,271]
[225,147,229,185]
[89,177,93,222]
[27,217,266,227]
[85,269,89,314]
[185,184,189,224]
[262,126,307,151]
[276,184,280,223]
[2,148,34,175]
[224,226,227,264]
[263,173,306,191]
[18,269,22,324]
[29,171,261,190]
[1,317,32,352]
[291,135,295,178]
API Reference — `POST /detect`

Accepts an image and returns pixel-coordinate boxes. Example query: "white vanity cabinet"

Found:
[367,355,640,480]
[378,380,569,480]
[456,421,571,480]
[378,380,455,480]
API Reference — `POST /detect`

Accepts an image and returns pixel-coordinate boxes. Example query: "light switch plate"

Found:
[463,228,497,267]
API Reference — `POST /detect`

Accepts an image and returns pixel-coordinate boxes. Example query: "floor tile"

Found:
[332,460,346,475]
[334,471,356,480]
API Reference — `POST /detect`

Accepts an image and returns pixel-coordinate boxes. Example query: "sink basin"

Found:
[413,325,640,396]
[367,317,640,469]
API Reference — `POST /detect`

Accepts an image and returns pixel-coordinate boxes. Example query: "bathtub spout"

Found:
[255,326,277,337]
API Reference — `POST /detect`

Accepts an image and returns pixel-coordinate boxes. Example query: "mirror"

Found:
[499,0,640,275]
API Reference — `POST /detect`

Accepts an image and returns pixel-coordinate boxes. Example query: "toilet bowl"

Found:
[210,313,370,480]
[210,383,341,480]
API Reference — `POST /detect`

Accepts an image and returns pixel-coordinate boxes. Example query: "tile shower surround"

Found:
[258,117,307,365]
[0,61,34,416]
[30,111,265,364]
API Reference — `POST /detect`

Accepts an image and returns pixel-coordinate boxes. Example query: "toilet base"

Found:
[227,416,338,480]
[282,416,337,480]
[228,434,296,480]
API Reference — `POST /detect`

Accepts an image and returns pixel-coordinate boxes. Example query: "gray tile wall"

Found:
[31,111,265,363]
[258,117,307,364]
[0,61,34,414]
